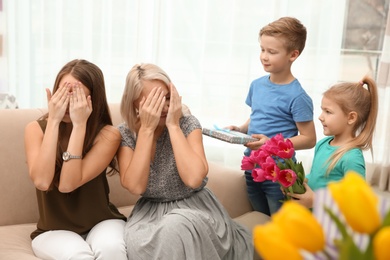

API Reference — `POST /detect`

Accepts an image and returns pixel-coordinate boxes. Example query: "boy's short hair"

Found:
[259,17,307,55]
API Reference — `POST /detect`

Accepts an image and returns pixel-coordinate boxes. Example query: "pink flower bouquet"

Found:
[241,133,306,199]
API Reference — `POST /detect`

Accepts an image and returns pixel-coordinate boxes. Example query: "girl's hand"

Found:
[288,182,315,209]
[139,87,165,132]
[245,134,269,150]
[166,83,182,128]
[46,82,70,123]
[69,83,92,126]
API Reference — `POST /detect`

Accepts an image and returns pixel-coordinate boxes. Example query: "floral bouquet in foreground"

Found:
[241,133,305,199]
[253,172,390,260]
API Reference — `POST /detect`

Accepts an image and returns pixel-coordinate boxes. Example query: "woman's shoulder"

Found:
[179,115,202,136]
[117,122,133,136]
[25,119,45,134]
[98,124,121,142]
[180,114,201,127]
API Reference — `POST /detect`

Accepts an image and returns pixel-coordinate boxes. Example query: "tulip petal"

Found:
[272,201,325,252]
[374,226,390,260]
[329,171,380,234]
[253,222,302,260]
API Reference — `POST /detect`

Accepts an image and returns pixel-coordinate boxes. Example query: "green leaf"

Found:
[381,209,390,228]
[338,236,365,260]
[324,206,370,260]
[324,206,349,240]
[291,181,306,194]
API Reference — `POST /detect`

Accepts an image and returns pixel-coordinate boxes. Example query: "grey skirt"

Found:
[124,187,253,260]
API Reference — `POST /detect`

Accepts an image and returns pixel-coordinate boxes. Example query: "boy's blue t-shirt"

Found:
[306,136,365,191]
[245,75,313,155]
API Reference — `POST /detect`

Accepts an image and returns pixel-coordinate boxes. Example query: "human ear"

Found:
[347,111,358,125]
[289,50,300,61]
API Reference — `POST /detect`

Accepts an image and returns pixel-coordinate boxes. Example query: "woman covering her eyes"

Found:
[117,63,253,259]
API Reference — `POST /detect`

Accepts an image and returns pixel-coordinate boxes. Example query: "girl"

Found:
[24,59,126,259]
[290,76,378,208]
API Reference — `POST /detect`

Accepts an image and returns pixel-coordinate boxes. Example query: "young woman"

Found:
[24,59,126,260]
[117,63,253,259]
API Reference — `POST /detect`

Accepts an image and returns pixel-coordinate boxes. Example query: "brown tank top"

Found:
[31,120,126,239]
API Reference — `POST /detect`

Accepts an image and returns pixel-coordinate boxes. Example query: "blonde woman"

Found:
[117,63,253,259]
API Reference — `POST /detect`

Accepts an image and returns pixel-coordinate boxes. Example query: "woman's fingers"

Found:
[46,88,52,103]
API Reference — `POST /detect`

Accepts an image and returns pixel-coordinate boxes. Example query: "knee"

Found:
[93,238,127,260]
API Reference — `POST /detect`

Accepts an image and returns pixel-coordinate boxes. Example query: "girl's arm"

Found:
[166,84,208,189]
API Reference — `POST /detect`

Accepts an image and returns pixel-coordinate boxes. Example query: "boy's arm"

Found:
[289,121,316,150]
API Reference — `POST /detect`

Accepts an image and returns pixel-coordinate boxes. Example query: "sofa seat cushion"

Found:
[0,223,39,260]
[234,211,270,260]
[0,205,134,260]
[118,205,134,218]
[234,211,270,231]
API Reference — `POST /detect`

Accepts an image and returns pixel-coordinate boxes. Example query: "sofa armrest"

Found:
[205,161,253,218]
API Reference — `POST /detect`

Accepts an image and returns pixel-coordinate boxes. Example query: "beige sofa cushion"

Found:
[0,224,39,260]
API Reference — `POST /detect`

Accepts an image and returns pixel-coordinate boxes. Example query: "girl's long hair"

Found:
[325,76,378,172]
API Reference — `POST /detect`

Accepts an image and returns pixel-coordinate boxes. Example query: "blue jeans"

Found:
[244,171,285,216]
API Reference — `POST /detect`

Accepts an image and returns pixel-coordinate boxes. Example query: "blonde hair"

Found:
[259,16,307,55]
[325,76,378,172]
[120,63,171,133]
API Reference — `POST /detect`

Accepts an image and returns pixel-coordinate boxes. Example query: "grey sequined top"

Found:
[118,115,208,202]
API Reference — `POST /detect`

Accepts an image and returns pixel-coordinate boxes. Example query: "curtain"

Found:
[368,7,390,191]
[4,0,389,180]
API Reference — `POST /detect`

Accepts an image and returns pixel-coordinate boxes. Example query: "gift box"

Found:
[202,127,258,144]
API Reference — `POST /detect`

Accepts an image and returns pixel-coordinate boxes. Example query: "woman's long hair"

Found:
[41,59,118,188]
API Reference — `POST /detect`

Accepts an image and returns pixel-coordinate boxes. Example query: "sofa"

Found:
[0,104,269,260]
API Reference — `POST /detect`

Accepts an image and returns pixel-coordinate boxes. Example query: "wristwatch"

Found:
[62,151,82,162]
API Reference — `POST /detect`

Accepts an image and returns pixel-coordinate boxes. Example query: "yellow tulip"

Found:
[272,201,325,252]
[253,222,302,260]
[373,226,390,260]
[328,171,380,234]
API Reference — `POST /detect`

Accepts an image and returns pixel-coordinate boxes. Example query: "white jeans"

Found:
[32,219,126,260]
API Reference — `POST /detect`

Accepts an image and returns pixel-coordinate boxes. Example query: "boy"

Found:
[228,17,316,215]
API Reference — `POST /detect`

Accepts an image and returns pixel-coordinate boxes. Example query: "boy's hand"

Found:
[244,134,269,150]
[225,125,241,132]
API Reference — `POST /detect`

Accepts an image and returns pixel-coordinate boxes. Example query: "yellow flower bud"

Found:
[328,171,380,234]
[374,226,390,260]
[253,222,302,260]
[272,201,325,252]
